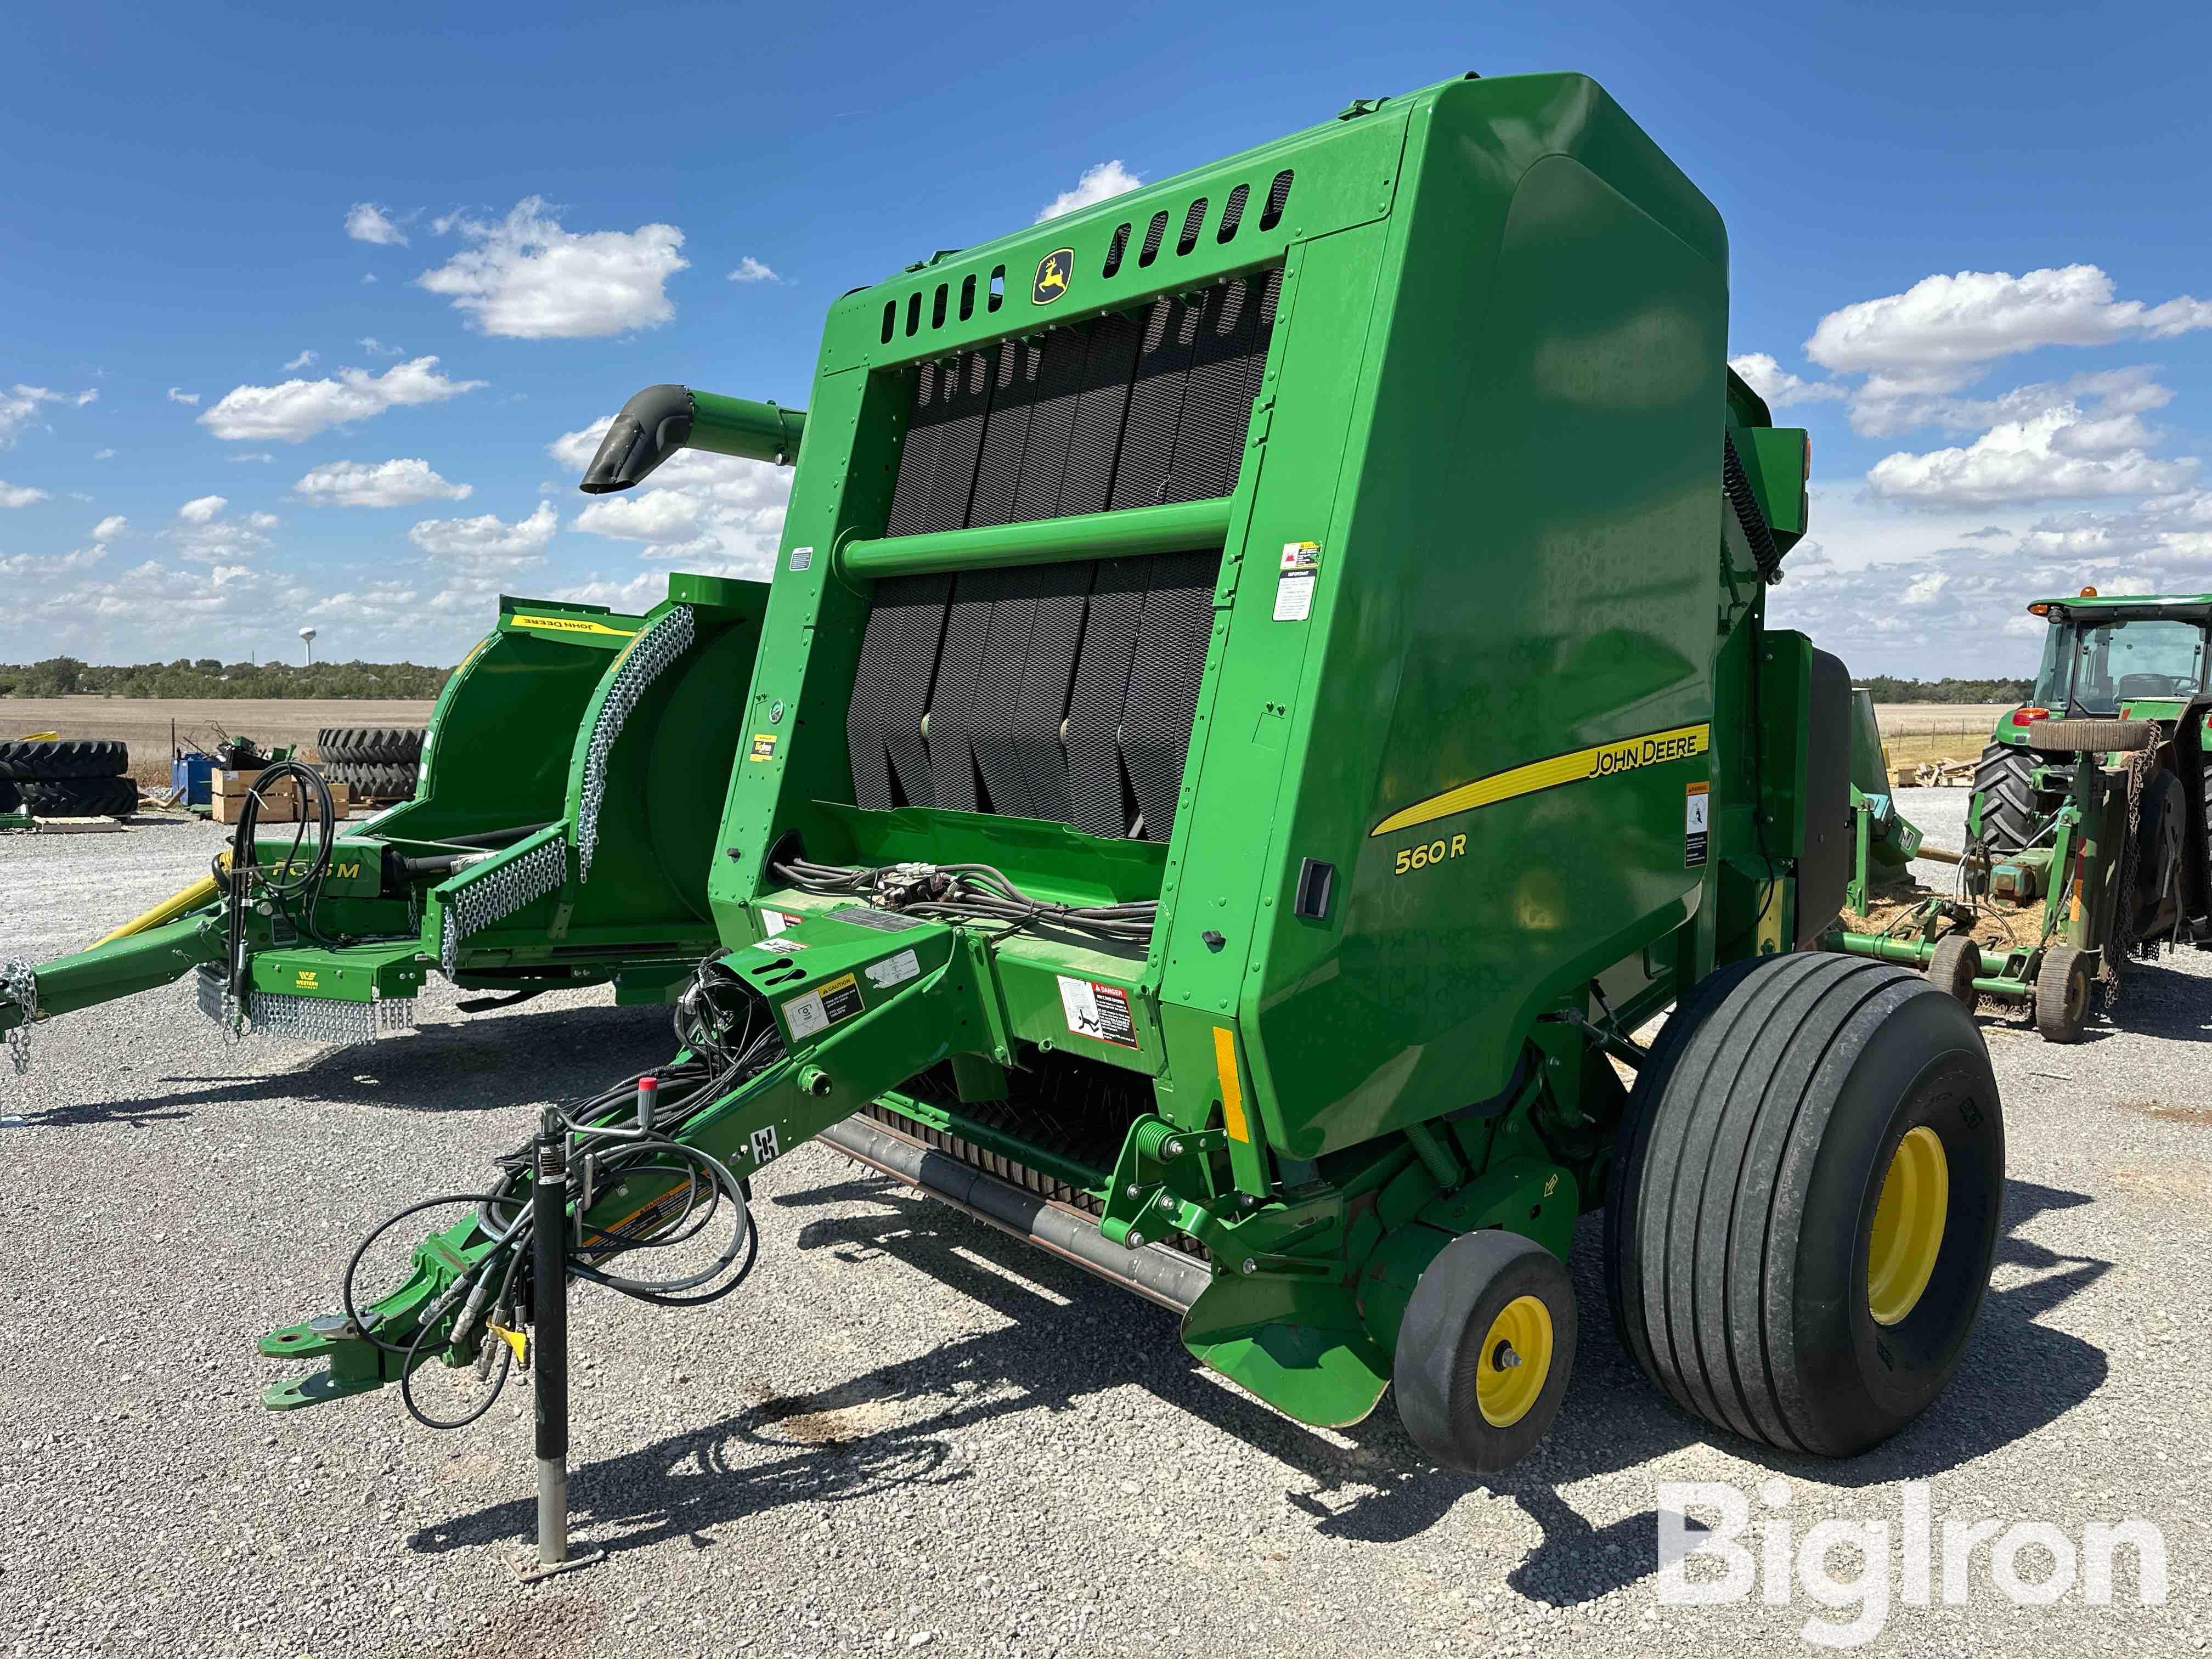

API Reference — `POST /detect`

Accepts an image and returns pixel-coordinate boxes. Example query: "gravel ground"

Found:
[2,797,2207,1657]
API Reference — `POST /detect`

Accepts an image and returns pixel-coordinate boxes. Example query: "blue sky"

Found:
[5,2,2209,675]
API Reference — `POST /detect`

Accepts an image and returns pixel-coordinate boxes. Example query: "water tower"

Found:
[300,625,317,665]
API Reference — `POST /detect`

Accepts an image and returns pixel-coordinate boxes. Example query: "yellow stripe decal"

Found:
[1212,1026,1249,1144]
[1371,722,1711,838]
[508,613,637,638]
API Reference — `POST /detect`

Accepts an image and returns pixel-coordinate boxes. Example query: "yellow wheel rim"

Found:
[1867,1126,1949,1327]
[1475,1294,1554,1426]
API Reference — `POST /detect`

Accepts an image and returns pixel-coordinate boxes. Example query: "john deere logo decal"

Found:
[1032,248,1073,305]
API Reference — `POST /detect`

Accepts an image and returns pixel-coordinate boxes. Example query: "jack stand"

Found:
[517,1106,602,1583]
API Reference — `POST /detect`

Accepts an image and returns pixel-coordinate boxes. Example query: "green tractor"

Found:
[1974,590,2212,854]
[254,73,2012,1568]
[1829,591,2212,1039]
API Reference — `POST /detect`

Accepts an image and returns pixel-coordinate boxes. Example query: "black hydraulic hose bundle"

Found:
[770,855,1159,944]
[218,760,336,998]
[1723,431,1787,586]
[341,978,779,1431]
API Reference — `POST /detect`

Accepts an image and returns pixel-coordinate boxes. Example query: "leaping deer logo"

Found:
[1033,248,1073,304]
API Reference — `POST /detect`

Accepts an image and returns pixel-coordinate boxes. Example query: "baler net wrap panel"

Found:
[846,550,1216,839]
[883,269,1282,536]
[849,270,1279,839]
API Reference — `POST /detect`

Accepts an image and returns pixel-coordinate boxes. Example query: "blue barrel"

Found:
[170,752,218,807]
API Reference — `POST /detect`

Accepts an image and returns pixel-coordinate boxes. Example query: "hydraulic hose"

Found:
[1723,431,1786,586]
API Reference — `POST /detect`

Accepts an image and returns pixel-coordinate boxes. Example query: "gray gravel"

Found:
[2,802,2207,1657]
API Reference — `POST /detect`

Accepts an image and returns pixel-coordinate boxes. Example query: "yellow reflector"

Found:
[1212,1026,1249,1143]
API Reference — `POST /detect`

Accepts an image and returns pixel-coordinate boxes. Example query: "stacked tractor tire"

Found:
[315,727,424,802]
[0,740,138,818]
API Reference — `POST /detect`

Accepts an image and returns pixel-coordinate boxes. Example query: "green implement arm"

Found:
[2,569,782,1066]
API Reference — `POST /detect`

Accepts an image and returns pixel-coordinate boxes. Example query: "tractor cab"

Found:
[2023,594,2211,721]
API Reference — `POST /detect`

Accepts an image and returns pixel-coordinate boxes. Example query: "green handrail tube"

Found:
[578,385,805,494]
[839,496,1234,581]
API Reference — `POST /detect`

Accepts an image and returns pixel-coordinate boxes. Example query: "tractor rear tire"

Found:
[1971,742,2036,852]
[317,726,423,765]
[2034,944,2092,1043]
[0,778,16,813]
[1927,932,1980,1009]
[1394,1229,1577,1473]
[1606,952,2003,1458]
[0,738,129,780]
[18,776,138,817]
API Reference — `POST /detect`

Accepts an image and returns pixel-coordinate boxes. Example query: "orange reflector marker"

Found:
[1212,1026,1249,1143]
[2080,585,2098,597]
[2028,602,2050,616]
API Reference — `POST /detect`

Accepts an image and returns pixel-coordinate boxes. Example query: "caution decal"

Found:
[1370,723,1711,838]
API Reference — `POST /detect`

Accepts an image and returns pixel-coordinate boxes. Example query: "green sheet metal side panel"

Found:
[372,609,637,847]
[554,586,769,936]
[1223,75,1732,1158]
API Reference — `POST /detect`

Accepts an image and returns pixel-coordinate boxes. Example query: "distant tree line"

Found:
[0,656,453,699]
[1855,675,2034,704]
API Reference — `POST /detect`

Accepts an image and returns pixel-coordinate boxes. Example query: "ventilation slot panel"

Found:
[883,270,1280,540]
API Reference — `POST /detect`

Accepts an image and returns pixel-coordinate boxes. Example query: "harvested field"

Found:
[1872,704,2015,769]
[0,696,437,785]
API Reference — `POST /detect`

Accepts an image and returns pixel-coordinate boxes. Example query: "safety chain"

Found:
[2100,746,2163,1007]
[2,958,36,1076]
[577,605,696,882]
[440,831,569,973]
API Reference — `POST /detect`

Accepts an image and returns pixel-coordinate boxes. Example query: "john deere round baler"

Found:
[261,74,2006,1542]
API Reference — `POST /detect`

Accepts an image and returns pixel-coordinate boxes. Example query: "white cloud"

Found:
[2,384,63,446]
[408,499,558,565]
[92,448,115,461]
[1729,352,1849,410]
[357,336,403,357]
[362,273,379,284]
[91,515,127,539]
[167,386,200,405]
[244,511,280,529]
[0,480,51,507]
[727,257,778,283]
[1867,392,2198,509]
[1805,266,2212,393]
[1763,483,2212,677]
[414,198,688,338]
[554,415,788,573]
[74,388,97,407]
[294,457,472,508]
[1847,362,2176,441]
[345,202,409,246]
[198,356,486,443]
[1037,160,1141,222]
[228,451,275,463]
[178,494,228,523]
[283,349,319,371]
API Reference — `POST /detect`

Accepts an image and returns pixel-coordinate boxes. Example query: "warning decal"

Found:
[1057,975,1139,1049]
[782,972,862,1041]
[1685,780,1710,868]
[748,733,778,762]
[864,949,921,990]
